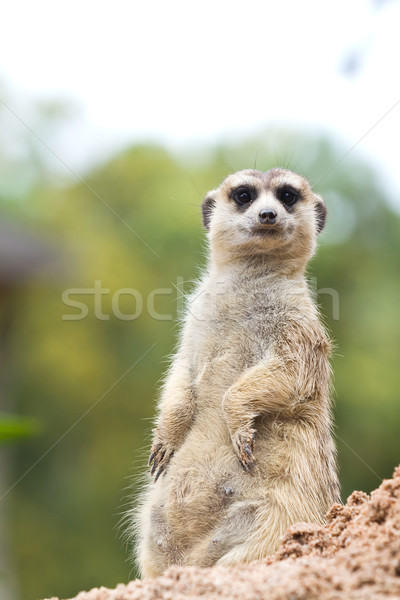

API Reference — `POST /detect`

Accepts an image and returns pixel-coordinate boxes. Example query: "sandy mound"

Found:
[46,466,400,600]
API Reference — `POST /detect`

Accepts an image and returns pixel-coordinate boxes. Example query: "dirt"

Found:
[45,465,400,600]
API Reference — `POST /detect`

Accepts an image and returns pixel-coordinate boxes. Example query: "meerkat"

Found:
[133,168,340,578]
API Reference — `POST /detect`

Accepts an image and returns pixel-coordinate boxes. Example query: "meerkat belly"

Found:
[146,414,268,564]
[144,413,336,569]
[151,427,235,535]
[149,337,268,529]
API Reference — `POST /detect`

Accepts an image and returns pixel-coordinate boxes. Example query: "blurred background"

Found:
[1,0,400,598]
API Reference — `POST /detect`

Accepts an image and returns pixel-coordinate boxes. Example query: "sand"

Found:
[45,465,400,600]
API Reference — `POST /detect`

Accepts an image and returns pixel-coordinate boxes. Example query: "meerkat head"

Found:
[202,168,326,270]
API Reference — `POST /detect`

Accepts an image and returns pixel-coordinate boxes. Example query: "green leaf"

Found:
[0,414,40,444]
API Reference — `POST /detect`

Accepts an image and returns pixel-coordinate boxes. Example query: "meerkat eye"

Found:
[278,186,300,207]
[234,187,253,206]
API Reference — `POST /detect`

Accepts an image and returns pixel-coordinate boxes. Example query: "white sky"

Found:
[1,0,400,204]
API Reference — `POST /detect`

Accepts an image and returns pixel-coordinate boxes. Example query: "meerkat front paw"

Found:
[148,436,175,482]
[231,426,256,473]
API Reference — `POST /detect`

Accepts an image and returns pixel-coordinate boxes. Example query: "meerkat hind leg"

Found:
[215,499,293,567]
[185,500,259,568]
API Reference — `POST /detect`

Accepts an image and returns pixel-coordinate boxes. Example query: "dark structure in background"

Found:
[0,221,57,600]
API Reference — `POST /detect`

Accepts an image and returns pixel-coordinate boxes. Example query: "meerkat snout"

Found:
[258,209,277,225]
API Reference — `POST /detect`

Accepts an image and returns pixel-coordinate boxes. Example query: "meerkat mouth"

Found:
[252,226,281,237]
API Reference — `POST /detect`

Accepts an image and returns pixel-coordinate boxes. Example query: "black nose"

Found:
[258,209,277,225]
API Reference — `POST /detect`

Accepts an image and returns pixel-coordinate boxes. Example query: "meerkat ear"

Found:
[202,193,216,230]
[314,195,327,234]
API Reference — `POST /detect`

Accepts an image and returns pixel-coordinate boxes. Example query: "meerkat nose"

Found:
[258,209,277,225]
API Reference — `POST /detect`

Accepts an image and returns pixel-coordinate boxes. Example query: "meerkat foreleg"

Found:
[149,357,195,480]
[222,353,296,472]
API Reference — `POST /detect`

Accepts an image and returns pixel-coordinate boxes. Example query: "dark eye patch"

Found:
[231,185,257,209]
[276,185,301,209]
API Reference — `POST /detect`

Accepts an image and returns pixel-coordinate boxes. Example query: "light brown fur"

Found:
[133,168,340,577]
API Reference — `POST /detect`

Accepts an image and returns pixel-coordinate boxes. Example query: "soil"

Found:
[45,465,400,600]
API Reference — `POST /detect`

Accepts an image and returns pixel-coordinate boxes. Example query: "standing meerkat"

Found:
[133,168,340,578]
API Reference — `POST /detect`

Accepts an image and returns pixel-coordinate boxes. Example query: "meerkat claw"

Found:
[148,441,163,466]
[244,443,253,457]
[240,451,255,473]
[240,459,254,473]
[150,449,165,473]
[154,464,166,482]
[154,450,174,481]
[234,429,256,472]
[149,442,174,479]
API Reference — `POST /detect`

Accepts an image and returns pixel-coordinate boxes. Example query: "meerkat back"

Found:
[133,168,340,578]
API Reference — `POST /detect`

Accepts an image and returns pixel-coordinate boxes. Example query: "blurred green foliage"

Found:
[0,120,399,600]
[0,414,38,444]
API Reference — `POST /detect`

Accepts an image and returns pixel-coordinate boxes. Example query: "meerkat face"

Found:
[202,168,326,262]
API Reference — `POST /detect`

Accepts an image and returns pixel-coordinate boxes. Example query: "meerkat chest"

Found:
[185,280,285,390]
